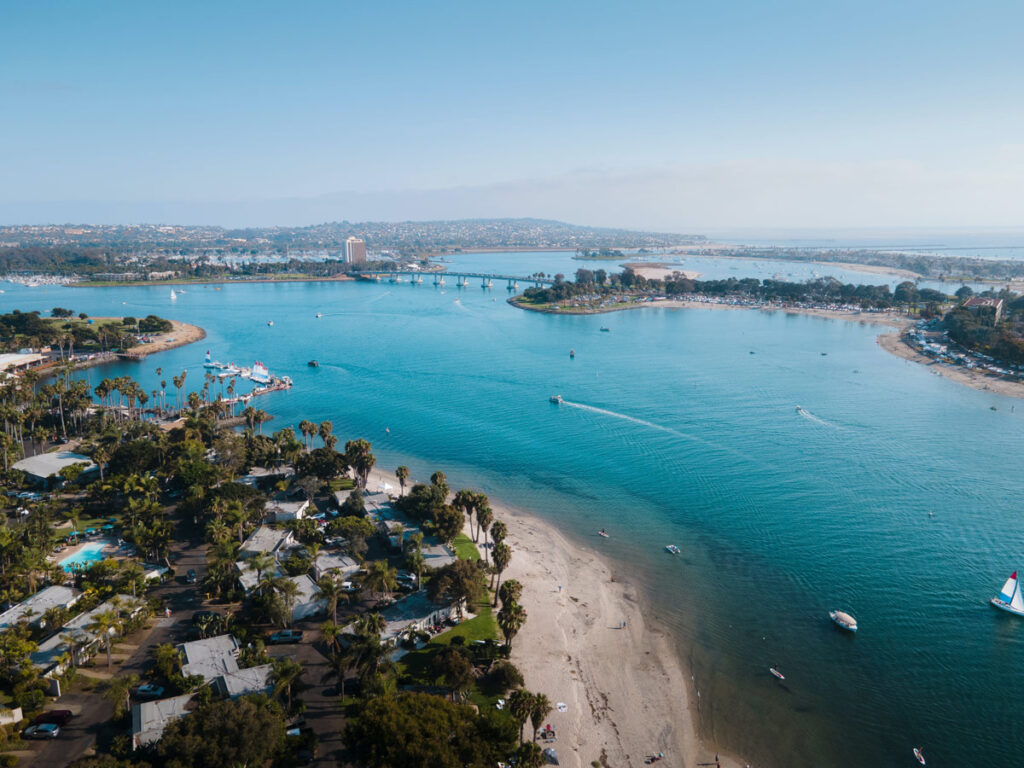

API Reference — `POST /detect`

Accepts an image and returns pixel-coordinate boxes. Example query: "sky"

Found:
[1,1,1023,231]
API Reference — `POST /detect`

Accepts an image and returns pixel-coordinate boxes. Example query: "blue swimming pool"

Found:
[59,541,109,572]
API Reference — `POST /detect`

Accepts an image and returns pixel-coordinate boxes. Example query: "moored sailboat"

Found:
[990,570,1024,617]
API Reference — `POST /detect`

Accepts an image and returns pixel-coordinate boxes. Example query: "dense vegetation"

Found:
[0,311,172,354]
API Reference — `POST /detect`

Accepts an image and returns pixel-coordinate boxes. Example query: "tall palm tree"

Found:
[317,574,347,624]
[492,541,512,605]
[87,610,122,668]
[497,600,527,650]
[508,688,533,743]
[363,560,397,602]
[529,693,553,743]
[271,657,303,710]
[274,577,300,627]
[246,552,276,590]
[395,465,409,496]
[318,420,333,448]
[299,420,316,451]
[103,674,140,721]
[452,490,476,537]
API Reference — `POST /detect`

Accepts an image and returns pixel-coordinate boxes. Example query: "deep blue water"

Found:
[3,261,1023,767]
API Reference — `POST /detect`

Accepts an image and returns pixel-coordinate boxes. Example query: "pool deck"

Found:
[52,538,120,571]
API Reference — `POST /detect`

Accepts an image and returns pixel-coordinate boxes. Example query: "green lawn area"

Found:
[328,477,356,492]
[452,533,480,561]
[395,598,498,684]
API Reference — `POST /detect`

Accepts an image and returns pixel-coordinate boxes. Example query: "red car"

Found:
[33,710,73,726]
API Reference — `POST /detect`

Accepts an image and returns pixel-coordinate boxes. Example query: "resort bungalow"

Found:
[366,591,467,647]
[963,296,1004,324]
[238,525,296,561]
[312,552,360,581]
[235,561,283,593]
[12,452,98,488]
[178,634,273,697]
[0,585,81,630]
[131,694,195,749]
[266,499,309,523]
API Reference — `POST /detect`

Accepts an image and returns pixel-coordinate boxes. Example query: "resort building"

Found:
[313,552,360,581]
[238,525,296,560]
[0,352,45,375]
[0,585,81,630]
[266,498,309,523]
[12,451,98,487]
[963,296,1004,324]
[131,694,195,749]
[356,591,466,646]
[345,236,367,265]
[178,634,274,697]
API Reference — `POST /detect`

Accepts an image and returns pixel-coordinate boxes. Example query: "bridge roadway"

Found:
[354,269,555,288]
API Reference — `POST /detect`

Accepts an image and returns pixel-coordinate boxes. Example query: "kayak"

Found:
[913,748,925,765]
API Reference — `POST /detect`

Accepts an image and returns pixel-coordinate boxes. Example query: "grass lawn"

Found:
[452,533,480,561]
[396,598,498,683]
[328,477,356,492]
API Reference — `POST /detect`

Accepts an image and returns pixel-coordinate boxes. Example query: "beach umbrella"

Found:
[543,748,559,765]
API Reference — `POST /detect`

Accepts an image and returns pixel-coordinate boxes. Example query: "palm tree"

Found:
[363,560,398,602]
[318,420,333,448]
[60,631,83,669]
[492,541,511,605]
[87,609,122,667]
[274,577,300,627]
[477,505,494,565]
[299,420,316,451]
[395,465,409,496]
[246,552,276,590]
[344,439,376,488]
[452,489,476,536]
[271,657,303,710]
[317,574,347,624]
[319,620,342,653]
[497,600,527,650]
[498,578,523,608]
[508,688,533,743]
[529,692,553,743]
[103,674,140,720]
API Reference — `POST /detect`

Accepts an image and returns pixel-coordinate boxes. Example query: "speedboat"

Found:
[315,312,322,318]
[570,349,575,358]
[829,610,858,632]
[990,570,1024,617]
[769,666,785,681]
[267,320,274,326]
[307,360,319,368]
[665,544,680,555]
[600,327,610,332]
[796,405,805,413]
[913,747,926,765]
[549,395,563,404]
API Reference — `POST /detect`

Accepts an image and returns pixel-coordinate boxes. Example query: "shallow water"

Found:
[4,262,1024,767]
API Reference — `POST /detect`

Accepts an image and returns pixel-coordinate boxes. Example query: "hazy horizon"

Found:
[3,2,1022,230]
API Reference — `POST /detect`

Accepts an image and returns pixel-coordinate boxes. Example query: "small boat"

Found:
[665,544,680,555]
[267,320,274,326]
[796,405,805,413]
[570,349,575,358]
[170,289,177,300]
[990,570,1024,617]
[769,666,785,681]
[549,395,563,404]
[600,327,610,332]
[316,313,322,318]
[307,360,319,368]
[598,529,609,538]
[829,610,858,632]
[914,747,926,765]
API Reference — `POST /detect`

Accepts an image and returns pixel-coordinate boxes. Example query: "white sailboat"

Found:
[170,289,177,300]
[991,571,1024,616]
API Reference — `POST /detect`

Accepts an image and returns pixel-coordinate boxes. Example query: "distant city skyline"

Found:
[2,2,1022,229]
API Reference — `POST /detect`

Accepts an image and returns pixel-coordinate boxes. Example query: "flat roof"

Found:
[179,634,240,680]
[239,525,294,557]
[0,585,81,629]
[132,694,195,747]
[12,451,96,480]
[0,352,44,371]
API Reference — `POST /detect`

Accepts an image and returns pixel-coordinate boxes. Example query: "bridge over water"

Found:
[354,270,555,290]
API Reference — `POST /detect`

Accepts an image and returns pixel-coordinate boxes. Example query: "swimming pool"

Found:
[59,541,109,572]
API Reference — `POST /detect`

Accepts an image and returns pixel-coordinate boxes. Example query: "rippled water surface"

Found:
[4,259,1023,767]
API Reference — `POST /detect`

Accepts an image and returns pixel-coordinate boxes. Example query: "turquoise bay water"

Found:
[4,260,1024,767]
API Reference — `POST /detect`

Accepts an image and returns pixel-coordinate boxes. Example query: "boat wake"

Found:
[797,407,838,429]
[366,291,392,304]
[559,400,693,442]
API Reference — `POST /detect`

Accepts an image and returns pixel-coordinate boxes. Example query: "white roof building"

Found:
[176,634,274,699]
[289,575,326,622]
[266,499,308,523]
[0,585,81,630]
[131,694,195,749]
[313,552,360,581]
[12,452,97,484]
[238,525,296,560]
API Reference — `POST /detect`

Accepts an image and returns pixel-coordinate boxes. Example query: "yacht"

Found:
[829,610,858,632]
[665,544,680,555]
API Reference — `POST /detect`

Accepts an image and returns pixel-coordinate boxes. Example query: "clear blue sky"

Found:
[2,1,1022,229]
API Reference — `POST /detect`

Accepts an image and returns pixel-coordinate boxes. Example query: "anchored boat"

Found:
[990,570,1024,617]
[829,610,858,632]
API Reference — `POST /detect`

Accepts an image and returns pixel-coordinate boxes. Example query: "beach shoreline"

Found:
[118,318,206,358]
[72,275,357,288]
[368,467,746,768]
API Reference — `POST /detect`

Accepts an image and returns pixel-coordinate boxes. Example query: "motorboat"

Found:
[570,349,575,358]
[267,320,274,326]
[796,405,805,413]
[990,570,1024,617]
[549,395,563,404]
[914,747,926,765]
[600,327,610,332]
[829,610,858,632]
[316,312,323,318]
[307,360,319,368]
[769,666,785,681]
[665,544,680,555]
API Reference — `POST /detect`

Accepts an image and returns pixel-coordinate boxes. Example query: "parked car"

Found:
[22,723,61,740]
[185,569,197,584]
[33,710,73,726]
[267,629,304,644]
[135,683,165,699]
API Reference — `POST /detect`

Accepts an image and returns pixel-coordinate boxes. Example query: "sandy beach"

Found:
[120,318,206,357]
[623,263,702,281]
[367,468,745,768]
